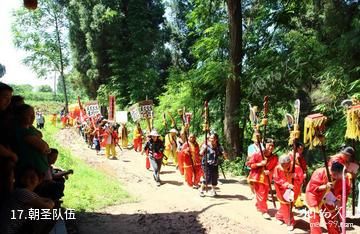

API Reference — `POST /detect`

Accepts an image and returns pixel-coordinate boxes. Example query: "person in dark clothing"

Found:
[142,130,165,186]
[199,133,225,197]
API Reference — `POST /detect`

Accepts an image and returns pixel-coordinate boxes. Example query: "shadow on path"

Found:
[77,204,232,234]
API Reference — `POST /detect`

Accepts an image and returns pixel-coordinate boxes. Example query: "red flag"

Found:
[108,95,116,121]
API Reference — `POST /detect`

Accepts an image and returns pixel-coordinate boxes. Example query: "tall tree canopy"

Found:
[67,0,172,106]
[12,0,70,110]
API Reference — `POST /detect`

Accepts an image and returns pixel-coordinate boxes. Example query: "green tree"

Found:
[67,0,171,107]
[12,0,70,112]
[38,85,53,92]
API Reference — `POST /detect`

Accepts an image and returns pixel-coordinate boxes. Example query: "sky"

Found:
[0,1,54,88]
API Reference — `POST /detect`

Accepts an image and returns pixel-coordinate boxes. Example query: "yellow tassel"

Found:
[345,107,360,141]
[303,114,327,149]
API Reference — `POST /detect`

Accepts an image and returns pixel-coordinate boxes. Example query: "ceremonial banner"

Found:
[345,105,360,141]
[128,100,154,122]
[303,113,327,149]
[85,101,101,117]
[116,111,128,124]
[108,95,116,121]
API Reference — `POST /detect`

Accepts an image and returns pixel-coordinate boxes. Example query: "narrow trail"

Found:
[56,128,360,234]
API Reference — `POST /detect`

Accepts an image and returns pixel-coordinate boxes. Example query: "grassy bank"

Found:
[42,121,133,211]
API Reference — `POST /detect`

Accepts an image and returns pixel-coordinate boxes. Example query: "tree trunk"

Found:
[224,0,242,158]
[54,12,69,113]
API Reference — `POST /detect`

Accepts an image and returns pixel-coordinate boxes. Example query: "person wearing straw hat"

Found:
[163,128,178,166]
[143,129,165,186]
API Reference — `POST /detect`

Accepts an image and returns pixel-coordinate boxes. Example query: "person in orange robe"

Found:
[288,142,307,175]
[142,134,151,170]
[246,138,278,219]
[328,146,358,174]
[273,154,304,230]
[181,134,203,188]
[288,142,307,208]
[305,161,352,234]
[133,122,143,152]
[176,130,186,175]
[100,124,118,159]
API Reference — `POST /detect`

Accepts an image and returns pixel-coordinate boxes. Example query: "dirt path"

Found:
[56,128,359,234]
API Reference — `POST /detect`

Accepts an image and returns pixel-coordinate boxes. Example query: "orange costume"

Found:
[288,152,307,175]
[247,152,278,213]
[101,128,118,158]
[273,164,304,225]
[305,168,352,234]
[181,141,203,187]
[133,127,143,152]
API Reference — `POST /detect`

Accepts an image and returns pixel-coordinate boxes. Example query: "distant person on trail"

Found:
[119,123,128,148]
[142,133,151,170]
[181,133,203,189]
[133,122,143,152]
[101,123,118,159]
[50,113,57,126]
[176,130,186,175]
[36,112,45,129]
[142,130,165,186]
[163,128,178,165]
[199,133,226,197]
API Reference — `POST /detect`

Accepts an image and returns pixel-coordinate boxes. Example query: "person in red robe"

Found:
[305,161,352,234]
[288,142,307,175]
[181,134,203,188]
[288,141,307,208]
[133,122,143,152]
[328,146,358,174]
[273,154,304,231]
[246,138,278,219]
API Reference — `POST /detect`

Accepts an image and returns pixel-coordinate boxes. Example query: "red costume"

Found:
[328,154,348,168]
[133,127,143,152]
[288,152,307,175]
[177,150,184,175]
[273,164,304,225]
[181,142,203,187]
[247,152,278,213]
[305,168,352,234]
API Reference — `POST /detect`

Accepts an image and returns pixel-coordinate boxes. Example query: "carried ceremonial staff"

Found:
[250,106,277,208]
[162,113,168,133]
[286,99,301,226]
[161,113,169,162]
[262,96,269,143]
[203,101,210,191]
[178,107,196,177]
[168,111,180,133]
[303,110,330,179]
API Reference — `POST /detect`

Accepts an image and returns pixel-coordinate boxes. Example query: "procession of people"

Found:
[67,97,360,233]
[1,82,359,234]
